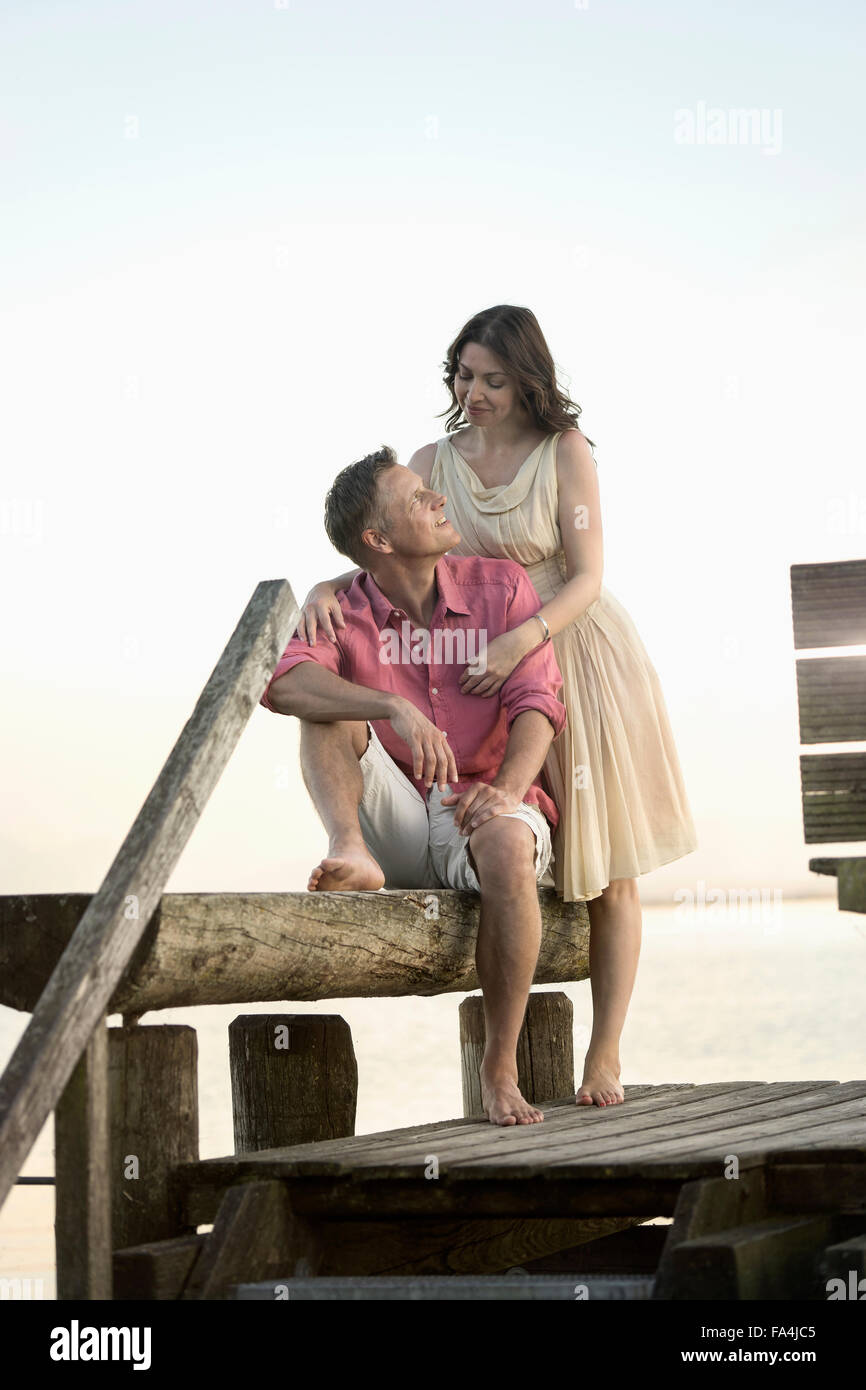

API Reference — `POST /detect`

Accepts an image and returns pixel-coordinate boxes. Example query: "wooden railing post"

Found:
[0,578,299,1219]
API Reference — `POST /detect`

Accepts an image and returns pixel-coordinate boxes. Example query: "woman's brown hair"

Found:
[440,304,594,445]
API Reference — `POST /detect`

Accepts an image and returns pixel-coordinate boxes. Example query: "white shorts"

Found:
[356,723,554,892]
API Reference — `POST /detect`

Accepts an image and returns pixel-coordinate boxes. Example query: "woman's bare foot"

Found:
[576,1054,624,1107]
[307,842,385,892]
[480,1063,544,1126]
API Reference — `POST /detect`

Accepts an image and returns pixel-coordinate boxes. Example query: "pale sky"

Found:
[2,0,865,903]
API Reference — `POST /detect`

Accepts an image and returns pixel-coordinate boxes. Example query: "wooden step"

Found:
[658,1214,836,1299]
[229,1273,656,1300]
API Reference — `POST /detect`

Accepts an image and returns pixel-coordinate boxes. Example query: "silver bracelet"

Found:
[532,613,550,644]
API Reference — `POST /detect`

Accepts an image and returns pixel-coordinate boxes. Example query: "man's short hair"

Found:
[324,445,397,567]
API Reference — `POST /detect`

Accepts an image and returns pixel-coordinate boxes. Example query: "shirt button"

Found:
[431,686,439,694]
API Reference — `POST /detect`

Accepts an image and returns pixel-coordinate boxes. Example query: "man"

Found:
[260,445,566,1126]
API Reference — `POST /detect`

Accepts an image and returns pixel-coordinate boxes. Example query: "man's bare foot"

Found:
[307,845,385,892]
[576,1054,624,1107]
[480,1064,544,1126]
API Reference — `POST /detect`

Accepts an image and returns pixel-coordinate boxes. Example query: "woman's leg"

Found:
[576,877,642,1106]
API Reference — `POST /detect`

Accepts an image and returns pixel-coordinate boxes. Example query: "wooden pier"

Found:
[106,1079,866,1301]
[1,570,864,1302]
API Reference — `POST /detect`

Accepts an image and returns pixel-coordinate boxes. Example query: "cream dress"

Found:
[431,430,699,903]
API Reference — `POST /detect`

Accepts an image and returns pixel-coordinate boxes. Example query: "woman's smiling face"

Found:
[453,340,523,426]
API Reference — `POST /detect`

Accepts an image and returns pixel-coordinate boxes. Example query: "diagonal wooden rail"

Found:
[0,578,300,1215]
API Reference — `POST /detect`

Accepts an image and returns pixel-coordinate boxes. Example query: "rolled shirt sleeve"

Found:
[498,568,567,738]
[259,629,344,712]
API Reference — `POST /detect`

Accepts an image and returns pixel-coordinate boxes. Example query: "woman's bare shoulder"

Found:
[555,427,596,473]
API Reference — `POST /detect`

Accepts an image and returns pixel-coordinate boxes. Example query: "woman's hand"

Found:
[459,627,534,697]
[296,583,346,645]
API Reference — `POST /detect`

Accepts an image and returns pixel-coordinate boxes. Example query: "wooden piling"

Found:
[229,1014,357,1151]
[459,991,575,1118]
[108,1023,199,1250]
[54,1019,112,1300]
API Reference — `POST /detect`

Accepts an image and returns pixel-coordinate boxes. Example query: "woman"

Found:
[298,304,698,1107]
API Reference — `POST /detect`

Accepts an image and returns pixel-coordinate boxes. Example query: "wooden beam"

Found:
[114,1234,205,1300]
[182,1180,323,1300]
[0,889,590,1014]
[0,579,300,1214]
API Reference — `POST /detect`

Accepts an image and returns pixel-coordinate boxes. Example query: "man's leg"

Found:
[467,817,545,1127]
[300,720,386,891]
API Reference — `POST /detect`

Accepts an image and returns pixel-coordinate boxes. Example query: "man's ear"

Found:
[361,527,393,556]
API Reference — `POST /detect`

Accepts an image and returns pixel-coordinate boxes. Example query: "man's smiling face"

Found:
[365,465,461,559]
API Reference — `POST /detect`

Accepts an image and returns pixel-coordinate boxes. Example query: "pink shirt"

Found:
[260,554,566,828]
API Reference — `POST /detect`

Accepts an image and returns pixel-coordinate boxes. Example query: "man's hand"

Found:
[389,697,458,791]
[441,781,523,834]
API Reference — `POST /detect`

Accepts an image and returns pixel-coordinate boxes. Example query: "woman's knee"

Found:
[598,876,640,904]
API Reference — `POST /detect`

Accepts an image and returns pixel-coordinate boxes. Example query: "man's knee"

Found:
[468,816,536,882]
[299,718,370,761]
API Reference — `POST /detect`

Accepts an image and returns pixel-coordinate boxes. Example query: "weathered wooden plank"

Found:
[173,1086,785,1215]
[791,560,866,647]
[114,1233,205,1300]
[108,1024,199,1250]
[800,752,866,842]
[532,1092,866,1179]
[54,1019,112,1300]
[340,1083,827,1176]
[0,579,300,1213]
[548,1081,865,1154]
[170,1085,733,1188]
[431,1083,856,1180]
[0,888,590,1013]
[796,658,866,742]
[182,1179,323,1300]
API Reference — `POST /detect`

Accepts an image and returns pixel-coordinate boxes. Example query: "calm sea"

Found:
[1,895,863,1292]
